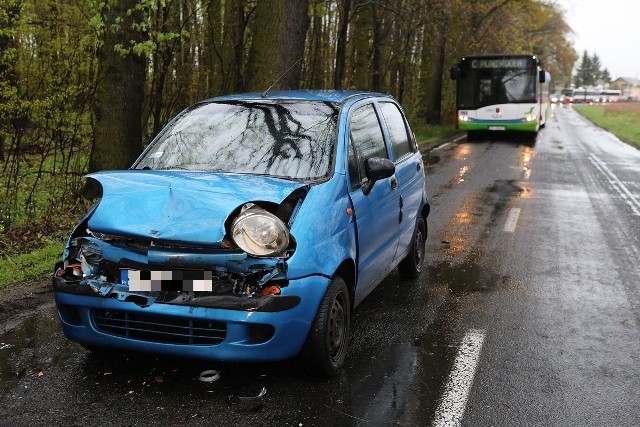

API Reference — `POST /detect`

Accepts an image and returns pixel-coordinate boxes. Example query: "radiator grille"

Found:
[92,309,226,345]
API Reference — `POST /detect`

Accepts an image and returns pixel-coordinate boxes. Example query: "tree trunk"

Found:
[308,0,324,88]
[245,0,284,91]
[203,0,222,97]
[87,0,146,194]
[334,0,351,89]
[219,0,246,93]
[352,1,372,90]
[245,0,309,92]
[370,4,383,92]
[280,0,310,89]
[417,0,449,124]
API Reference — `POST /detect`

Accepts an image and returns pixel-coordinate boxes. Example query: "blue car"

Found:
[53,90,430,376]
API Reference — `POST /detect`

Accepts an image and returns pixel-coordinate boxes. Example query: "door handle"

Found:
[390,177,398,189]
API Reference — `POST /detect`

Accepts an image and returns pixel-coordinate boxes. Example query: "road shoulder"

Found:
[0,276,54,333]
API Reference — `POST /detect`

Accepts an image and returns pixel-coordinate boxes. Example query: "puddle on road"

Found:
[428,258,510,294]
[424,152,442,166]
[0,307,78,393]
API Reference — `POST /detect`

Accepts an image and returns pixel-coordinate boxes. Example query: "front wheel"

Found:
[398,216,426,279]
[301,276,350,377]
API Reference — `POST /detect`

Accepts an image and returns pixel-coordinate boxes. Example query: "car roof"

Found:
[206,89,393,105]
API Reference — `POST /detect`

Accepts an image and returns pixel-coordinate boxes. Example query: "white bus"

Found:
[562,88,622,103]
[450,54,550,139]
[598,89,622,102]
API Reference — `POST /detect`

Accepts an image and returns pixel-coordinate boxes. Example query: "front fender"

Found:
[287,181,356,279]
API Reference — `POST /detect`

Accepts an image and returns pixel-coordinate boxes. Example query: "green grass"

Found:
[0,241,64,289]
[413,122,457,149]
[573,104,640,150]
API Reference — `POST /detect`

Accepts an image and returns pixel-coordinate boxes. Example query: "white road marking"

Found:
[434,135,467,151]
[503,208,521,233]
[435,142,454,150]
[589,153,640,216]
[432,329,486,427]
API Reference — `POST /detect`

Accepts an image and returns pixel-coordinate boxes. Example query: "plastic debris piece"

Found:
[198,369,220,382]
[228,386,267,410]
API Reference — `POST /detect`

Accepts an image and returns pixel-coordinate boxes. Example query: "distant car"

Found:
[53,90,430,376]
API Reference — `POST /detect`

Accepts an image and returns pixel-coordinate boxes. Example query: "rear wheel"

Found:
[398,216,426,279]
[301,276,350,377]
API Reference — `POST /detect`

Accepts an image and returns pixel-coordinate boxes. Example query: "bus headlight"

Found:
[525,114,537,122]
[458,115,470,122]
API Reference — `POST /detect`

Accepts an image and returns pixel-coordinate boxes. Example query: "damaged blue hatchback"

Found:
[53,90,429,376]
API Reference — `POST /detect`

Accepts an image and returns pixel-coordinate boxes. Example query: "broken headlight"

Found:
[231,204,289,257]
[78,242,103,277]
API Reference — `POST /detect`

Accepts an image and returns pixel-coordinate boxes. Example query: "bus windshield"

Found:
[458,57,537,109]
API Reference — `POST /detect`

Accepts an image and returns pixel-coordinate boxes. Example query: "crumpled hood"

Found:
[86,170,306,246]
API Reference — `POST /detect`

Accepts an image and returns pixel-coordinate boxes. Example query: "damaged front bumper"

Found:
[54,274,328,361]
[53,235,330,361]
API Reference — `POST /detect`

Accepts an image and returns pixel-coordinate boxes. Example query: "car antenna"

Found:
[261,57,303,98]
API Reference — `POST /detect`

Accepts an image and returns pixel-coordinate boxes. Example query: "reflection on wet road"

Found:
[2,107,640,426]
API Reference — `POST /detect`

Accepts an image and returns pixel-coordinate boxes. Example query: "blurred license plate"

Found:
[121,269,213,291]
[489,126,506,131]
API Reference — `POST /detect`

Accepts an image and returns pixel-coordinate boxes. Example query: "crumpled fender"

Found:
[86,170,307,245]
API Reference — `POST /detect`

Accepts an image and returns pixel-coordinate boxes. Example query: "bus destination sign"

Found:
[470,58,529,69]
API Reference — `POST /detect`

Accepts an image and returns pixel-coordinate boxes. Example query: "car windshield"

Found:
[135,100,339,181]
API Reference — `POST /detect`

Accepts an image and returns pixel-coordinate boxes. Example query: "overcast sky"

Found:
[556,0,639,79]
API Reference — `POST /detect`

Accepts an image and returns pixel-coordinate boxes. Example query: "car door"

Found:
[346,102,401,305]
[377,101,425,261]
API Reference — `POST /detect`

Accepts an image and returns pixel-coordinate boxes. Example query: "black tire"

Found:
[398,216,426,279]
[301,276,350,377]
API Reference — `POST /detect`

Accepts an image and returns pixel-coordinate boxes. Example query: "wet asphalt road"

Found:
[1,105,639,426]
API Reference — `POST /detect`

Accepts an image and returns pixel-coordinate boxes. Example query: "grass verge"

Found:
[414,122,457,149]
[573,103,640,150]
[0,241,64,290]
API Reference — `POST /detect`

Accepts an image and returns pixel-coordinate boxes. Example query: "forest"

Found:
[0,0,576,261]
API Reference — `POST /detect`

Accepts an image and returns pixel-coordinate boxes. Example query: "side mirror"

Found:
[539,70,546,83]
[362,157,395,195]
[450,65,460,80]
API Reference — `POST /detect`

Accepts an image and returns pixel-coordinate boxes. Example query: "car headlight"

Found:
[231,204,290,257]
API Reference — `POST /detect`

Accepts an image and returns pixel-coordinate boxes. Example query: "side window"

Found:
[349,104,388,186]
[379,102,413,160]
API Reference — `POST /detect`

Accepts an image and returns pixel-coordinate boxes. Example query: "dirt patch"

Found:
[0,275,55,333]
